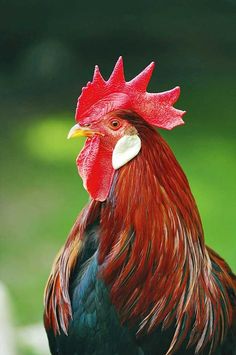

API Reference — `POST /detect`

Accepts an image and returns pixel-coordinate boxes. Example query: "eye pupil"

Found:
[109,119,121,130]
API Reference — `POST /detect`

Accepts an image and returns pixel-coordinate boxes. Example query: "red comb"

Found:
[75,57,186,130]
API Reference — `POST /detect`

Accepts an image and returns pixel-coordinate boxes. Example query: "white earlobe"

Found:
[112,135,141,170]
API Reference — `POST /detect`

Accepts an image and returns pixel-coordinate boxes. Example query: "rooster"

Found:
[44,57,236,355]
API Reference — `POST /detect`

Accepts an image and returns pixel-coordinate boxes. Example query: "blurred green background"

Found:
[0,0,235,353]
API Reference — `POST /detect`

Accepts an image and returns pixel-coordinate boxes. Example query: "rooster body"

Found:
[44,59,236,354]
[46,224,236,355]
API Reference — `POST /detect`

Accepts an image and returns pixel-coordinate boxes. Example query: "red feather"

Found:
[97,111,235,353]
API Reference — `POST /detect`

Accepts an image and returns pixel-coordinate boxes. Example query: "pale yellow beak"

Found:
[67,124,103,139]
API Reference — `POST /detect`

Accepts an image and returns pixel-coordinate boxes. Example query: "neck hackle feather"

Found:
[44,111,235,355]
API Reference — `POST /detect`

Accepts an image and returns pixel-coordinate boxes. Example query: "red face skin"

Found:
[76,113,135,202]
[84,114,132,148]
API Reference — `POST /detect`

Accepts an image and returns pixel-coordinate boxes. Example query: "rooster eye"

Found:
[109,119,121,130]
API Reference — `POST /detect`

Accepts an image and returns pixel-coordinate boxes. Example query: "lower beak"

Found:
[67,124,102,139]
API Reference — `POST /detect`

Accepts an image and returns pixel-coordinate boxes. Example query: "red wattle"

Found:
[76,136,115,202]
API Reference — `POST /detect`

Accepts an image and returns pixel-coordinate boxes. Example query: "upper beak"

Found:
[67,124,103,139]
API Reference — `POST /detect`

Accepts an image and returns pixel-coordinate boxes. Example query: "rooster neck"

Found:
[98,127,234,353]
[99,127,205,276]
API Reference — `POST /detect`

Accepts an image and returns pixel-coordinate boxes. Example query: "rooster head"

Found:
[68,57,186,202]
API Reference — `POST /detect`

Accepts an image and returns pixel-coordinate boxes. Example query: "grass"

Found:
[0,77,235,350]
